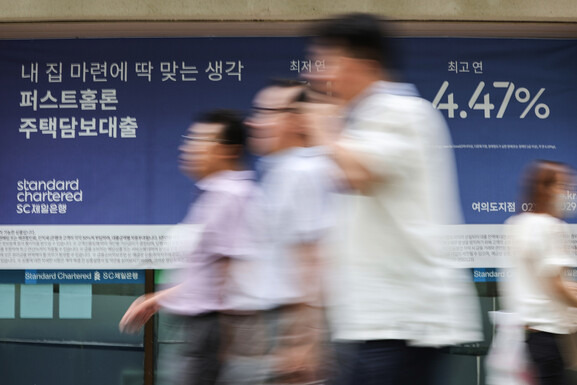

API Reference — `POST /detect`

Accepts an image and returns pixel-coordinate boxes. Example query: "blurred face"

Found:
[552,169,570,196]
[306,45,356,102]
[246,86,303,156]
[550,166,575,218]
[178,122,225,180]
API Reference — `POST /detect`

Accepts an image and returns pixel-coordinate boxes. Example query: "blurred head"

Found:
[521,160,574,218]
[179,109,247,180]
[246,80,308,156]
[307,13,400,102]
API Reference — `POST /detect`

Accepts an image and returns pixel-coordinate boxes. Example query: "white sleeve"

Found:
[340,95,428,181]
[290,163,332,243]
[537,221,575,277]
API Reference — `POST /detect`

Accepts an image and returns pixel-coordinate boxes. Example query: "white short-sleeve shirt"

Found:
[326,81,482,346]
[250,147,334,308]
[503,212,576,334]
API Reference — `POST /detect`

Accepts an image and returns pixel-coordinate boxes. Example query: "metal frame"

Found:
[2,18,576,385]
[0,20,576,39]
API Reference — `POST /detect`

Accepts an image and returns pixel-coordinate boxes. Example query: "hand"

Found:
[119,293,160,334]
[274,342,323,384]
[272,306,325,383]
[301,102,343,148]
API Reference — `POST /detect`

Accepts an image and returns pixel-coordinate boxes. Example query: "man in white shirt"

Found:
[305,13,482,385]
[246,80,334,383]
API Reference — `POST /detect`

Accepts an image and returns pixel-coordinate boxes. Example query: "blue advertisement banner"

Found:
[1,36,576,268]
[403,38,577,225]
[473,268,508,283]
[0,270,145,284]
[473,267,577,282]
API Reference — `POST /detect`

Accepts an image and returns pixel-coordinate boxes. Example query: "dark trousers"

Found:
[156,312,221,385]
[328,340,445,385]
[526,331,568,385]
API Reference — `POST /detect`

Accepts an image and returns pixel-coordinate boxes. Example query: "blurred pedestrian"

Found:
[119,109,255,385]
[305,13,482,385]
[245,79,335,384]
[502,160,577,385]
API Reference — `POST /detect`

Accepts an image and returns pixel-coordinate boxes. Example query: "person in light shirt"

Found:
[503,160,577,385]
[119,109,256,385]
[304,13,482,385]
[245,79,335,384]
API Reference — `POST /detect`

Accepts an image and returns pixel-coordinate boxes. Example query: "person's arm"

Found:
[119,285,180,334]
[538,221,577,308]
[273,242,325,381]
[327,143,380,194]
[217,256,231,307]
[119,254,232,334]
[293,241,323,307]
[549,270,577,308]
[305,103,380,193]
[272,164,329,379]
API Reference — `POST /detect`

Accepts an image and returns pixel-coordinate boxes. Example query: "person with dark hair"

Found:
[502,160,577,385]
[119,109,256,385]
[304,13,482,385]
[242,79,335,384]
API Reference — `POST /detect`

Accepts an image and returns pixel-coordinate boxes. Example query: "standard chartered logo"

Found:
[16,178,83,215]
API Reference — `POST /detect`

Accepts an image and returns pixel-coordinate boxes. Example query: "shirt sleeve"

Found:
[289,161,333,244]
[201,189,252,260]
[536,220,575,277]
[339,94,430,182]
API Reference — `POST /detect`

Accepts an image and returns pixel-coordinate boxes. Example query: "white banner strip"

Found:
[0,225,203,269]
[1,224,575,269]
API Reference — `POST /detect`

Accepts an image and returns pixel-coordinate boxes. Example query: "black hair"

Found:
[267,78,309,89]
[520,159,569,213]
[294,88,310,104]
[265,78,310,105]
[195,109,247,148]
[310,13,401,72]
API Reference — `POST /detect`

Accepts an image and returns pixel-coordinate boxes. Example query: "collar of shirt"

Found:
[345,80,420,125]
[257,147,309,175]
[195,169,255,192]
